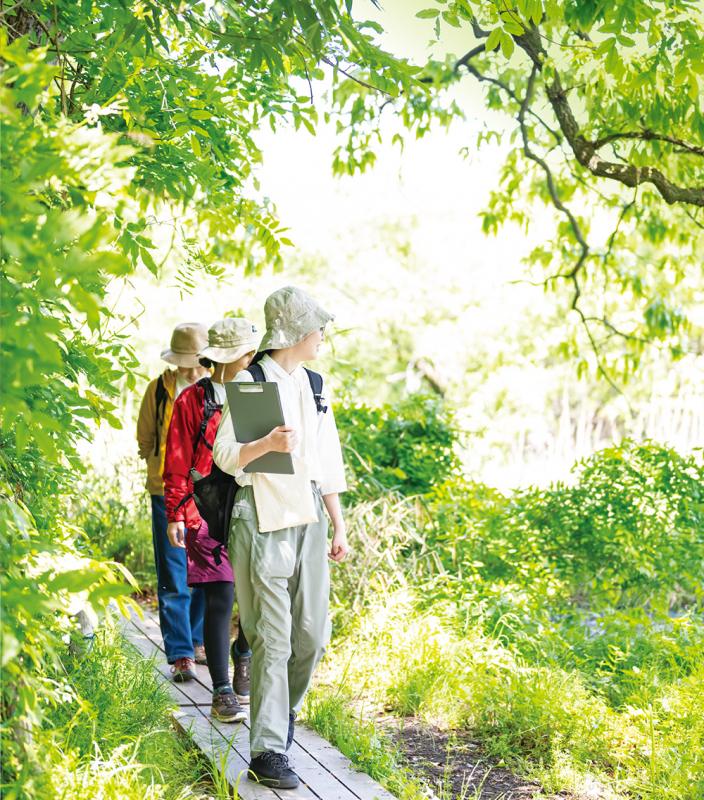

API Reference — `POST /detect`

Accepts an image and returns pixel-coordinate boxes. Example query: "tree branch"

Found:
[514,26,704,207]
[455,44,485,69]
[602,194,636,267]
[455,51,561,143]
[320,54,390,94]
[593,129,704,158]
[517,66,589,284]
[517,64,629,398]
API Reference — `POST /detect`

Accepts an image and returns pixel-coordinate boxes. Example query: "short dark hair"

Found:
[199,357,214,369]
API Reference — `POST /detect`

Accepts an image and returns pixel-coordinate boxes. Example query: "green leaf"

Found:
[441,11,461,27]
[485,28,503,52]
[501,32,515,58]
[140,247,159,276]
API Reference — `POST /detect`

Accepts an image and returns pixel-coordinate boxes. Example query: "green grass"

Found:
[313,443,704,800]
[303,689,432,799]
[315,585,704,800]
[2,618,213,800]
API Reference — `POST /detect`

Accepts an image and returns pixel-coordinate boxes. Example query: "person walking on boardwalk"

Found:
[136,323,209,681]
[213,286,349,790]
[163,318,259,723]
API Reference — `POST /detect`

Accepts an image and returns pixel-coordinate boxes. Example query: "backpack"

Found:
[189,366,327,547]
[153,374,169,456]
[185,378,236,554]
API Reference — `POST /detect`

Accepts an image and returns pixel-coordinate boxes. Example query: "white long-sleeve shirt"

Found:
[213,354,347,531]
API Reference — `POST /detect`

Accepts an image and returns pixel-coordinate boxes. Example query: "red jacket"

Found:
[164,381,222,529]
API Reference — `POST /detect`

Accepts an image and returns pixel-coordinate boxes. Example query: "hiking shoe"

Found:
[211,690,247,723]
[248,752,299,789]
[193,644,207,665]
[286,711,296,750]
[231,644,251,704]
[171,657,196,682]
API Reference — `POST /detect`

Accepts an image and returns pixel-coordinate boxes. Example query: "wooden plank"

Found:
[121,618,216,707]
[207,711,321,800]
[209,715,357,800]
[129,610,219,697]
[128,609,164,648]
[174,706,281,800]
[132,607,164,641]
[288,740,360,800]
[132,606,394,800]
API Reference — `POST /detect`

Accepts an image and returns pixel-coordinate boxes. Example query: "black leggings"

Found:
[202,581,249,690]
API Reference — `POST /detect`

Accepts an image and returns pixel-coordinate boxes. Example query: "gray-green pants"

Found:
[228,485,331,756]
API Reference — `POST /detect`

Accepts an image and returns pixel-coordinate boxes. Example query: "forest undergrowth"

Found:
[303,399,704,800]
[88,397,704,799]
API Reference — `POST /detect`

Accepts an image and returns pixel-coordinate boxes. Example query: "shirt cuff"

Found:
[319,480,348,496]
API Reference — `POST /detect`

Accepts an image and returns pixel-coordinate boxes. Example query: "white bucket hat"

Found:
[198,317,260,363]
[259,286,334,351]
[161,322,208,367]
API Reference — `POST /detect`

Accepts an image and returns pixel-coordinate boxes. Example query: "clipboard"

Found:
[225,382,294,474]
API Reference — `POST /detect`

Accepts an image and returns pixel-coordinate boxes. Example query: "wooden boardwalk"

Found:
[121,608,395,800]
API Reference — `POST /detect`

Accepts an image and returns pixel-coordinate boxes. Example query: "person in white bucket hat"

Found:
[213,287,348,790]
[163,317,259,723]
[136,322,209,682]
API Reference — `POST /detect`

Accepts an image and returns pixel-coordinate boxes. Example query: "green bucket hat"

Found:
[259,286,334,351]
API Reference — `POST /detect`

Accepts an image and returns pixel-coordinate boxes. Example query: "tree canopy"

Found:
[329,0,704,383]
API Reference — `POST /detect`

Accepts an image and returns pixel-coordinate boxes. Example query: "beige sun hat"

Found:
[198,317,260,363]
[161,322,208,367]
[258,286,334,351]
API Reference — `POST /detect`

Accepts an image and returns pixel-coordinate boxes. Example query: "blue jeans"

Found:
[150,495,205,663]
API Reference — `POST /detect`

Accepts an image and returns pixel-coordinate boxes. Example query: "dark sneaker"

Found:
[248,752,299,789]
[231,644,251,704]
[171,657,196,682]
[211,690,247,723]
[287,711,296,750]
[193,644,207,665]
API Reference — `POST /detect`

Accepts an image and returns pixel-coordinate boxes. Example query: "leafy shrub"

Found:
[320,442,704,798]
[0,471,137,787]
[72,458,156,589]
[335,394,460,501]
[425,441,704,609]
[546,607,704,708]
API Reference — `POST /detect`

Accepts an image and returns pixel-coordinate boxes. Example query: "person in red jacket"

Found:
[164,317,259,722]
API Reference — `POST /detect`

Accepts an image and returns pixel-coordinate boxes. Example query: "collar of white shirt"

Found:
[261,354,310,388]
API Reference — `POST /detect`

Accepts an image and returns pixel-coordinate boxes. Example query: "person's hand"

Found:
[329,527,349,563]
[266,425,298,453]
[167,521,186,548]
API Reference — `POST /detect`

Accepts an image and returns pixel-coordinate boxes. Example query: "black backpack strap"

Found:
[246,363,327,413]
[246,363,266,383]
[304,368,327,414]
[153,375,168,456]
[174,492,193,512]
[197,377,221,451]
